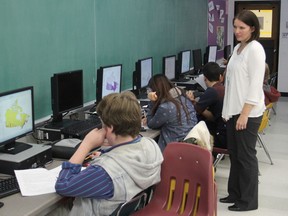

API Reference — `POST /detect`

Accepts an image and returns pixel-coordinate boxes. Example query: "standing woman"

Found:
[145,74,197,152]
[220,10,266,211]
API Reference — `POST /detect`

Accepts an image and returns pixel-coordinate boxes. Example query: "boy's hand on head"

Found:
[148,92,158,101]
[83,128,107,149]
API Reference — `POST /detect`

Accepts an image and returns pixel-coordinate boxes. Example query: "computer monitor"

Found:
[224,45,232,60]
[0,86,34,154]
[133,57,153,90]
[50,70,83,124]
[96,64,122,102]
[178,50,191,73]
[162,55,176,80]
[205,45,217,63]
[192,49,203,74]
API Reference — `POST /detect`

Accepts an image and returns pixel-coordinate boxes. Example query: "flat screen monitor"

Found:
[50,70,83,124]
[133,57,153,90]
[178,50,191,74]
[192,49,203,73]
[0,86,34,154]
[163,55,176,80]
[96,64,122,102]
[224,45,231,60]
[206,45,217,63]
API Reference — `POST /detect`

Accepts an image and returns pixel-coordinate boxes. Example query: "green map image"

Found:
[5,99,30,128]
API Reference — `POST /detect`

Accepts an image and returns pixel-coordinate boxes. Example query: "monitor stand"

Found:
[0,141,32,155]
[44,119,79,130]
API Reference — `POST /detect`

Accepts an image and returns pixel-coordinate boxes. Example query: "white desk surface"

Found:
[140,128,160,139]
[0,160,65,216]
[0,129,160,216]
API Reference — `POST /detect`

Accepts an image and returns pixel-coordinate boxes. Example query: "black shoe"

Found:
[228,204,257,211]
[219,196,235,204]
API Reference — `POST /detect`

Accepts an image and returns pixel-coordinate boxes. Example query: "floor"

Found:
[215,97,288,216]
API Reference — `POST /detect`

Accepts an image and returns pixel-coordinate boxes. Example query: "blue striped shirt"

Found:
[55,161,114,199]
[55,136,142,199]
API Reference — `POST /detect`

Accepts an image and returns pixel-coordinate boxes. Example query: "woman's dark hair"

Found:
[148,74,190,124]
[233,10,260,42]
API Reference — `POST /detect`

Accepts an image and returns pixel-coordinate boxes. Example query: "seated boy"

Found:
[55,91,163,216]
[186,62,226,149]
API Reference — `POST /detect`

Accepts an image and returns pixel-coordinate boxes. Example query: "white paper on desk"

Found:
[14,166,62,196]
[194,74,207,90]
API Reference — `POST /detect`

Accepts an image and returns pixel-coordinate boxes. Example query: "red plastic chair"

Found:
[132,142,217,216]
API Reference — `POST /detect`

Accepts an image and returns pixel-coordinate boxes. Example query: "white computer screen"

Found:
[102,65,122,98]
[140,58,152,88]
[181,51,191,73]
[208,45,217,62]
[164,56,176,80]
[0,87,34,143]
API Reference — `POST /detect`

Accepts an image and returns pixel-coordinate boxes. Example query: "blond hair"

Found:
[96,91,141,136]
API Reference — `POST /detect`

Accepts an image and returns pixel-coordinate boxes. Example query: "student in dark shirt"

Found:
[186,62,226,149]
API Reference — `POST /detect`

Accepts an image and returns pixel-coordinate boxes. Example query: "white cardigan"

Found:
[222,40,266,120]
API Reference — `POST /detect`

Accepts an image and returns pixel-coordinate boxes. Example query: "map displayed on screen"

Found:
[5,99,30,128]
[0,88,33,143]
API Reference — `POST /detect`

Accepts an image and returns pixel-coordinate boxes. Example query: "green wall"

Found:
[0,0,207,121]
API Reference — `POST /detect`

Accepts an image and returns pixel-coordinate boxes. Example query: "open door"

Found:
[235,2,280,82]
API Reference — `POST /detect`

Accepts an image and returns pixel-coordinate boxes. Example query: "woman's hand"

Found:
[236,114,248,130]
[141,117,147,126]
[236,103,254,130]
[186,90,195,101]
[148,92,158,101]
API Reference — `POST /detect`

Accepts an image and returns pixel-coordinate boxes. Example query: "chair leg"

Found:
[272,106,277,115]
[213,153,225,168]
[257,134,274,165]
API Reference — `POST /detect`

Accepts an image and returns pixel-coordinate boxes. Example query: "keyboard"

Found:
[0,176,20,198]
[61,117,102,138]
[139,100,150,107]
[193,90,204,98]
[176,77,191,82]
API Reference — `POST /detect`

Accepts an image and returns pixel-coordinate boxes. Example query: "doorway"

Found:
[235,1,280,77]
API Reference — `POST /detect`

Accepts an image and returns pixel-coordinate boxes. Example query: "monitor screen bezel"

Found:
[51,69,83,122]
[163,55,176,80]
[207,45,217,63]
[192,49,203,72]
[96,64,122,102]
[135,57,153,90]
[224,45,231,60]
[178,50,191,74]
[0,86,35,146]
[140,57,153,89]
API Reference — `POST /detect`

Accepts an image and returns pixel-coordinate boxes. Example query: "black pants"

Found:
[226,115,262,209]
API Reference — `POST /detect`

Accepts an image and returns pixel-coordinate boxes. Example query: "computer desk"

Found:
[0,129,160,216]
[174,76,206,93]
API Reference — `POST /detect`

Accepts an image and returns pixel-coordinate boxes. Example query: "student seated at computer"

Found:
[186,62,226,149]
[54,91,163,216]
[144,74,198,152]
